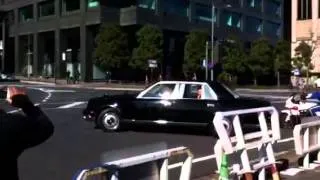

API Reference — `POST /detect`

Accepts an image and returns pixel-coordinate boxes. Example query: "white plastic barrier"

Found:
[74,146,193,180]
[293,119,320,169]
[213,106,281,180]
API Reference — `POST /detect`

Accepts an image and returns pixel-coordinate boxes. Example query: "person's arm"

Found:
[8,94,54,150]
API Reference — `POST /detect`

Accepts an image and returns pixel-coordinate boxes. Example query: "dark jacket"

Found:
[0,95,54,180]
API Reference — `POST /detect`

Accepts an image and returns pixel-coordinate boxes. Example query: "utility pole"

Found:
[211,0,215,81]
[27,34,31,79]
[205,41,209,80]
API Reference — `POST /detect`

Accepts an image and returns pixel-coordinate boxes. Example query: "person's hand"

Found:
[6,86,27,105]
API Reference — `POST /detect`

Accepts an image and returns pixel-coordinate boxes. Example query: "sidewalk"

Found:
[193,150,320,180]
[17,76,147,91]
[15,76,308,93]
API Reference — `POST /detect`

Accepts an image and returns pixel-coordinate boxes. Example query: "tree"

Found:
[247,38,273,86]
[130,25,164,71]
[221,35,247,81]
[183,30,208,77]
[94,24,129,72]
[273,40,291,87]
[292,41,314,84]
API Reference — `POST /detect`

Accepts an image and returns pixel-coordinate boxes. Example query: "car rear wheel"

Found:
[97,109,121,132]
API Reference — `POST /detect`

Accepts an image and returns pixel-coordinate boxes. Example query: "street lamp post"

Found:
[211,1,215,81]
[205,41,209,80]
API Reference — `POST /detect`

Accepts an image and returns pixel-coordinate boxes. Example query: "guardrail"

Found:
[73,146,193,180]
[293,118,320,169]
[213,106,281,180]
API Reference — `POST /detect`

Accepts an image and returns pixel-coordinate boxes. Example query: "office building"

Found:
[0,0,283,81]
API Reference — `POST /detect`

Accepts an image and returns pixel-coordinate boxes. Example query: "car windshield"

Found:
[208,82,239,99]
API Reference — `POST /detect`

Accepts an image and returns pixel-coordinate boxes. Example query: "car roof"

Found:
[157,80,220,84]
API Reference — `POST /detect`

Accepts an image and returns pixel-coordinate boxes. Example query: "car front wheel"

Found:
[97,109,121,132]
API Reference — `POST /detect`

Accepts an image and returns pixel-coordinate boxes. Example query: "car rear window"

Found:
[209,82,237,100]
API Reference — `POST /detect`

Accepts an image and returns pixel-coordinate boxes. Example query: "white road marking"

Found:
[57,102,86,109]
[278,137,294,143]
[239,93,287,100]
[94,87,143,91]
[168,136,294,170]
[7,103,40,114]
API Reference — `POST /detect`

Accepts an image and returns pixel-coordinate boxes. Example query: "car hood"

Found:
[217,97,272,111]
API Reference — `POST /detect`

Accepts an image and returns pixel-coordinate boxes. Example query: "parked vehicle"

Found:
[0,73,18,82]
[83,81,272,134]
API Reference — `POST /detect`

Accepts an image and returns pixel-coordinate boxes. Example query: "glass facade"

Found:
[264,21,280,37]
[247,0,262,9]
[163,0,189,17]
[246,16,262,33]
[19,5,33,22]
[39,0,55,17]
[222,11,242,29]
[87,0,99,8]
[265,0,281,17]
[194,3,216,22]
[63,0,80,12]
[138,0,156,10]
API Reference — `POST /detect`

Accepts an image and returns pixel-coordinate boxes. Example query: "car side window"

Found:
[142,84,176,99]
[183,84,202,99]
[203,85,215,99]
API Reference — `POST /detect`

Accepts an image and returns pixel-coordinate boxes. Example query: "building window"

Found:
[138,0,156,10]
[8,10,14,25]
[62,0,80,12]
[264,21,281,37]
[222,11,242,29]
[194,4,217,22]
[265,0,281,17]
[297,0,312,20]
[19,5,33,22]
[319,0,320,18]
[39,0,55,17]
[247,0,262,9]
[163,0,189,17]
[88,0,99,8]
[246,16,262,33]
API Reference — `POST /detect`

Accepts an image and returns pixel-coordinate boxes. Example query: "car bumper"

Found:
[82,109,96,122]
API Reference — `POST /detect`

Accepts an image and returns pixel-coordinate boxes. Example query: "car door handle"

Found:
[207,103,215,108]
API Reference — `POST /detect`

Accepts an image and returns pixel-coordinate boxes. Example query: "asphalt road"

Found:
[0,83,302,180]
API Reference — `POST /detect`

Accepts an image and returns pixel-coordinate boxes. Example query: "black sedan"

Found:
[83,81,272,134]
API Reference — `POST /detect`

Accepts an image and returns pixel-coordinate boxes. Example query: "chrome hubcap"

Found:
[102,114,119,130]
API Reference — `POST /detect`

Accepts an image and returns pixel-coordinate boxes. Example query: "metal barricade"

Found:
[213,106,281,180]
[293,119,320,169]
[73,146,193,180]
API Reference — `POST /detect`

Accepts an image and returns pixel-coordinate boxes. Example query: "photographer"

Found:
[0,87,54,180]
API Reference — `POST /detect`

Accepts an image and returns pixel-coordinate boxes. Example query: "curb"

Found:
[20,80,145,91]
[20,80,56,86]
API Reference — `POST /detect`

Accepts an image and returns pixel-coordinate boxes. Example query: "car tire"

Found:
[97,109,121,132]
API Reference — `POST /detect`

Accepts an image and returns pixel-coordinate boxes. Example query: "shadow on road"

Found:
[100,123,264,137]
